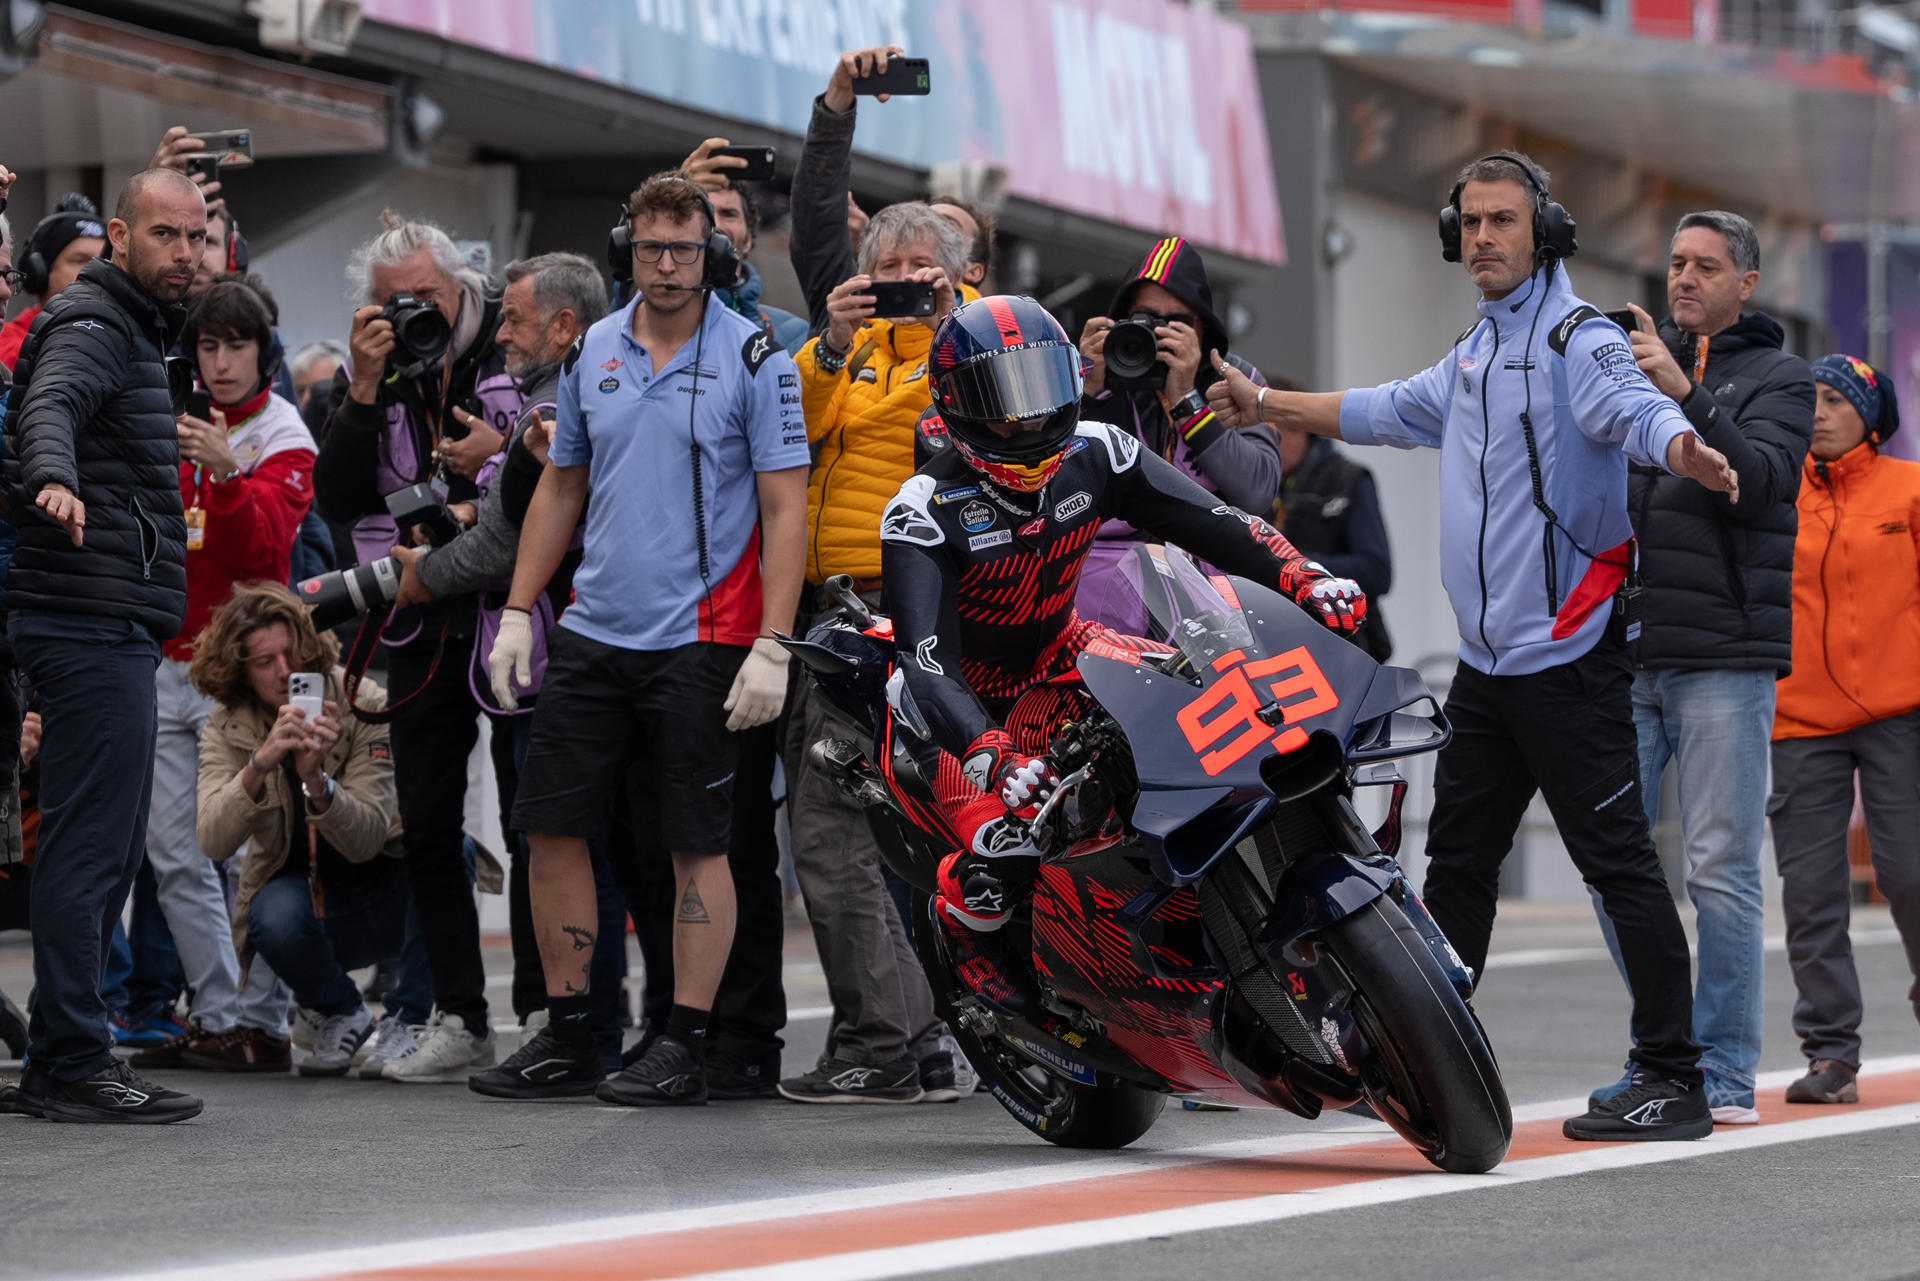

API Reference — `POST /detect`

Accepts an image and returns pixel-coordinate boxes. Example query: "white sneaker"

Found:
[299,1006,375,1077]
[354,1014,424,1078]
[381,1011,495,1083]
[942,1032,979,1096]
[292,1007,323,1054]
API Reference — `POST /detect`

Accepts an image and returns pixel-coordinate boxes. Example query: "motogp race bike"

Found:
[782,547,1512,1173]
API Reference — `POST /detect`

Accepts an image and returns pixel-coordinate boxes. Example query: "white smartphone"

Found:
[288,672,325,723]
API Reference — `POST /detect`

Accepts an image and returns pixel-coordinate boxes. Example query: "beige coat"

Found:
[196,667,402,970]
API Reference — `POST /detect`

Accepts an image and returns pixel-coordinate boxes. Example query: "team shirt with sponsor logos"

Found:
[552,294,808,651]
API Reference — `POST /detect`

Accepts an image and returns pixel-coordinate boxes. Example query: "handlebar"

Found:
[823,573,875,630]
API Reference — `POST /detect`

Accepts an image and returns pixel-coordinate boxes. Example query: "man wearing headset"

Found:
[1208,151,1737,1142]
[0,196,106,375]
[484,172,808,1107]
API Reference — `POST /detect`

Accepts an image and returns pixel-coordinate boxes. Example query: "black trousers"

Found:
[387,626,489,1030]
[617,721,787,1057]
[1421,632,1703,1085]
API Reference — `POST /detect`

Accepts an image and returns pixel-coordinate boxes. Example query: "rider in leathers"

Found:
[879,296,1367,988]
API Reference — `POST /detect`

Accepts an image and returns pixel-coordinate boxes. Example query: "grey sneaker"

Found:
[354,1014,425,1079]
[291,1007,323,1054]
[382,1011,495,1083]
[1784,1059,1858,1105]
[299,1006,375,1077]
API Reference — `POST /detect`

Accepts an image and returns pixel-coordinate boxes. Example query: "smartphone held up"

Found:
[288,673,325,724]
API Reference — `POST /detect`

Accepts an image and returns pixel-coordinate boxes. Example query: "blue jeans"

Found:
[101,860,184,1020]
[248,870,413,1018]
[11,611,161,1079]
[1595,668,1773,1091]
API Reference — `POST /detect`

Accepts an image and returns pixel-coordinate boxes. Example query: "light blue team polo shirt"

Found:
[551,294,809,651]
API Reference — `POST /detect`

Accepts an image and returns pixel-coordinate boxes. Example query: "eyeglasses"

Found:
[0,269,21,291]
[632,240,706,266]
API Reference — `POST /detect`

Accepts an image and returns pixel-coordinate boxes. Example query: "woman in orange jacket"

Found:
[1770,353,1920,1105]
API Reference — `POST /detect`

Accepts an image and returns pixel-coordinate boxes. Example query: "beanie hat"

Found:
[27,194,104,293]
[1813,353,1900,444]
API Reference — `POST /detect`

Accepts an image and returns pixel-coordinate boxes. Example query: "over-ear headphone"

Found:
[605,186,740,293]
[20,199,106,297]
[1438,151,1577,266]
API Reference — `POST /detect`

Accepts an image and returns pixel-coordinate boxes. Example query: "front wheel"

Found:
[1321,897,1512,1173]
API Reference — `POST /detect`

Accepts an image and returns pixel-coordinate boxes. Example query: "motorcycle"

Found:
[782,546,1512,1174]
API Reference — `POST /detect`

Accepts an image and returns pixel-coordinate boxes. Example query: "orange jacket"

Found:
[1775,441,1920,740]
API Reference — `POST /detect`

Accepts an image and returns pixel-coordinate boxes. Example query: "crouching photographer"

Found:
[191,583,408,1078]
[1076,237,1281,633]
[309,213,524,1079]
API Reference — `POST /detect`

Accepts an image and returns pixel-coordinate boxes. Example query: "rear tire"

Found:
[913,895,1165,1150]
[1321,897,1512,1173]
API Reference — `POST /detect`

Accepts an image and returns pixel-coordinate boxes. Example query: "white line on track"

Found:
[79,1055,1920,1281]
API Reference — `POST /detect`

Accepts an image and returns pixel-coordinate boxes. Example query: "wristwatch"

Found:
[212,464,241,484]
[301,773,336,807]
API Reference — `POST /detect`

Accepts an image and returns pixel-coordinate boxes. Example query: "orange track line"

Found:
[328,1070,1920,1281]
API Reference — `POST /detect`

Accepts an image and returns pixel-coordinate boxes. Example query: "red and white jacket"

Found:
[167,387,316,661]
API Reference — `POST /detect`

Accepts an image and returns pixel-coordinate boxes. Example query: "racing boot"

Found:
[935,849,1038,1016]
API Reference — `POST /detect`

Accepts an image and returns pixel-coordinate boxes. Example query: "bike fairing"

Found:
[1337,264,1697,676]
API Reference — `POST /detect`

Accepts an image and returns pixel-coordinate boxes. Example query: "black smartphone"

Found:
[851,56,931,96]
[715,145,776,182]
[185,390,213,422]
[1604,308,1639,334]
[867,280,938,318]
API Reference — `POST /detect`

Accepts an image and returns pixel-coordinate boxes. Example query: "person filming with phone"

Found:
[191,583,407,1079]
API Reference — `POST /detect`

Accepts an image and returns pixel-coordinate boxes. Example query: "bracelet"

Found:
[1256,386,1270,419]
[814,340,849,375]
[502,605,532,617]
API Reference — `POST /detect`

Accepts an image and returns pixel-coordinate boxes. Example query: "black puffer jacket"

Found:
[3,258,188,638]
[1629,311,1812,673]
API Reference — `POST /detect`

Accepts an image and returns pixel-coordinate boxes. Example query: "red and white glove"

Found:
[1297,572,1368,635]
[962,729,1061,814]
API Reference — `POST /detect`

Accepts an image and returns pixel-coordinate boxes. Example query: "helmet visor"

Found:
[936,343,1083,423]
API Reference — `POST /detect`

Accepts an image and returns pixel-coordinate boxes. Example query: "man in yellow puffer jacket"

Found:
[779,203,971,1104]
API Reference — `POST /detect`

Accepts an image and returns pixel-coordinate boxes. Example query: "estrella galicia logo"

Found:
[598,376,620,393]
[959,501,995,534]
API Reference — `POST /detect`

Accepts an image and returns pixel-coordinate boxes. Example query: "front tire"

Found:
[1321,897,1512,1173]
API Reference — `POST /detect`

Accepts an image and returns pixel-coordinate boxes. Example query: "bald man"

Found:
[9,167,207,1123]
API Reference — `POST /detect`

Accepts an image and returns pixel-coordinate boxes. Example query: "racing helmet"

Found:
[930,295,1083,495]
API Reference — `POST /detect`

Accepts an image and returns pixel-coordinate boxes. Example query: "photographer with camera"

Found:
[476,172,806,1105]
[1075,237,1281,634]
[120,277,318,1075]
[7,168,204,1123]
[1209,151,1739,1142]
[311,213,522,1081]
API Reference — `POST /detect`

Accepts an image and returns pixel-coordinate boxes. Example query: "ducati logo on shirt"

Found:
[601,358,622,373]
[959,501,995,533]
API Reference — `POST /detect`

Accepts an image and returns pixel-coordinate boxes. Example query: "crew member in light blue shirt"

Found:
[484,172,808,1105]
[1206,152,1737,1143]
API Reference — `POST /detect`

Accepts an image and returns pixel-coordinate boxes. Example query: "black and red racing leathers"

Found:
[880,421,1364,927]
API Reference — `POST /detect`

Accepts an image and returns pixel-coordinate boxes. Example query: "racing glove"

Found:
[962,729,1061,813]
[487,608,535,712]
[724,637,791,732]
[1299,574,1368,635]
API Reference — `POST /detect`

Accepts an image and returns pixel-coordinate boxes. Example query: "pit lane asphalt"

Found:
[4,905,1917,1281]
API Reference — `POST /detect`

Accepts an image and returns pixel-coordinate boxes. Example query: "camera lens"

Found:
[296,557,402,632]
[1105,317,1161,384]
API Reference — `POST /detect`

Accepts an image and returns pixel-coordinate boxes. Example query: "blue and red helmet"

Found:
[930,295,1083,494]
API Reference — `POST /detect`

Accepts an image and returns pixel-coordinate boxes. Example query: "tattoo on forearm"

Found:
[562,924,594,952]
[677,882,711,925]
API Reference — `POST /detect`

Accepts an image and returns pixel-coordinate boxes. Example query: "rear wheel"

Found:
[913,896,1165,1150]
[1321,897,1512,1173]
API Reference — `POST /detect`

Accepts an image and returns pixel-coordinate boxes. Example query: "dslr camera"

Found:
[297,484,463,631]
[382,294,453,378]
[1104,313,1167,392]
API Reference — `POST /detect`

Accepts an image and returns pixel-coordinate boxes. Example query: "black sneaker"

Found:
[1563,1072,1711,1142]
[469,1026,604,1100]
[595,1034,707,1107]
[706,1046,780,1101]
[26,1058,203,1124]
[778,1054,923,1104]
[1784,1059,1859,1104]
[918,1050,960,1104]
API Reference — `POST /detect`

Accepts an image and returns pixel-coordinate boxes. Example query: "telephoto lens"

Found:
[297,558,401,632]
[1104,313,1166,390]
